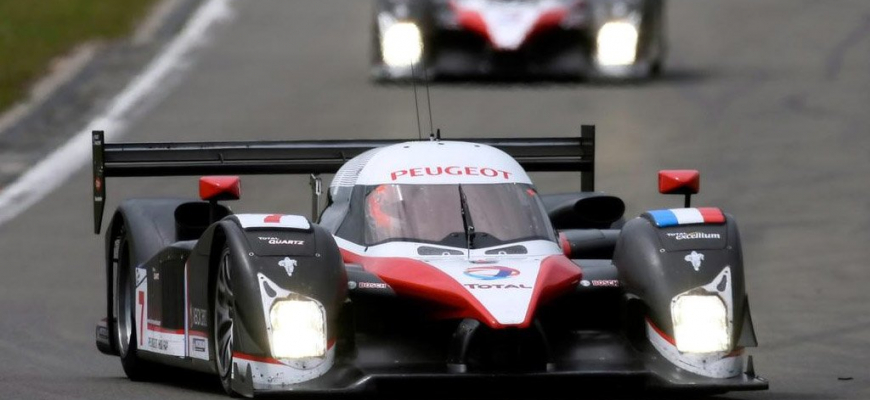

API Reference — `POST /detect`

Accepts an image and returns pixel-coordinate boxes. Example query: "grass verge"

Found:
[0,0,161,113]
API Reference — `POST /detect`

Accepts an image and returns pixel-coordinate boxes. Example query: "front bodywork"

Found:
[372,0,666,80]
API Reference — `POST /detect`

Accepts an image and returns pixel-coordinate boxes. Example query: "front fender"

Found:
[613,212,755,378]
[189,215,347,388]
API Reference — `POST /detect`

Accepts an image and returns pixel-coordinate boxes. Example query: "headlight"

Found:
[596,21,638,66]
[672,295,730,353]
[269,299,326,359]
[381,22,423,67]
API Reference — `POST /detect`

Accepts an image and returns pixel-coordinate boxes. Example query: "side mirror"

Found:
[658,170,699,208]
[200,176,240,224]
[200,176,241,201]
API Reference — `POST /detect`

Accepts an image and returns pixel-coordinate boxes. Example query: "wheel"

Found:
[214,246,238,397]
[114,229,156,380]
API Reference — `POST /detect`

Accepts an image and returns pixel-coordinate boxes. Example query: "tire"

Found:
[115,228,157,381]
[214,246,239,397]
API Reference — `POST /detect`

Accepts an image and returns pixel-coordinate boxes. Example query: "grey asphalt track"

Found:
[1,1,869,399]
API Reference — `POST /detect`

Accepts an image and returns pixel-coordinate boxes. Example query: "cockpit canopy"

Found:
[321,141,558,249]
[363,183,556,249]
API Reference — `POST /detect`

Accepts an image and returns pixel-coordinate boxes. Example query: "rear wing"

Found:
[92,125,596,234]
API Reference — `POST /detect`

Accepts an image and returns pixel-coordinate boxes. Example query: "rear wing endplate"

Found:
[92,125,596,234]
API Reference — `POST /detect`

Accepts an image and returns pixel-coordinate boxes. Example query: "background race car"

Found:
[91,127,765,397]
[372,0,666,80]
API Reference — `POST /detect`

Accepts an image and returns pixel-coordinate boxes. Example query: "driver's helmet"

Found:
[366,184,402,232]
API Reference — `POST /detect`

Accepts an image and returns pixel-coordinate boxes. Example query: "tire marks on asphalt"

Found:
[0,0,234,228]
[825,12,870,80]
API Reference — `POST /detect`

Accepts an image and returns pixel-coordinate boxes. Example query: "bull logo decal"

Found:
[684,251,705,271]
[279,257,297,277]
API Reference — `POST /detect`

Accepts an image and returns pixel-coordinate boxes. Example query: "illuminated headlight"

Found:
[596,21,638,66]
[269,299,326,359]
[672,295,730,353]
[381,22,423,67]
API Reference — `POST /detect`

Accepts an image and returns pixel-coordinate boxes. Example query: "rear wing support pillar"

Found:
[310,173,323,222]
[93,131,106,234]
[580,125,595,192]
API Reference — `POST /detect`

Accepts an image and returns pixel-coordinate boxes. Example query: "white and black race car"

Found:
[92,126,766,397]
[372,0,666,81]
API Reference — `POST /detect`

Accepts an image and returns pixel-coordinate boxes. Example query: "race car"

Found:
[91,126,766,397]
[371,0,666,81]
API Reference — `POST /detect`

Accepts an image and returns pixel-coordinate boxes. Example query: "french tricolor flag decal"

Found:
[645,207,725,228]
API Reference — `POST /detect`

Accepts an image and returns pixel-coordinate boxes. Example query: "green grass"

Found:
[0,0,160,113]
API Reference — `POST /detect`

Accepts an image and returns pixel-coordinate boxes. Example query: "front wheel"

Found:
[214,246,238,397]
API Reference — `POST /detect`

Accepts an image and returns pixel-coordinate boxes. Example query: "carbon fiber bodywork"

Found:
[614,214,756,349]
[98,200,346,380]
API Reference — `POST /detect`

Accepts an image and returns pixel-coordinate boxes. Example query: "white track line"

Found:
[0,0,233,228]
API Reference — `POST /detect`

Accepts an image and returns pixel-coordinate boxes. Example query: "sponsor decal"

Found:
[580,280,591,287]
[148,337,169,351]
[258,236,305,245]
[347,281,358,290]
[463,266,520,280]
[135,267,147,286]
[358,282,389,289]
[464,283,532,290]
[666,232,722,241]
[390,166,513,181]
[264,214,283,223]
[647,208,725,228]
[192,308,208,328]
[138,292,145,346]
[279,257,296,276]
[684,251,705,271]
[152,267,160,281]
[591,279,620,287]
[193,338,207,353]
[96,326,109,340]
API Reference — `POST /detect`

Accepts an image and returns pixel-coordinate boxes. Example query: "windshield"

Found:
[364,183,556,248]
